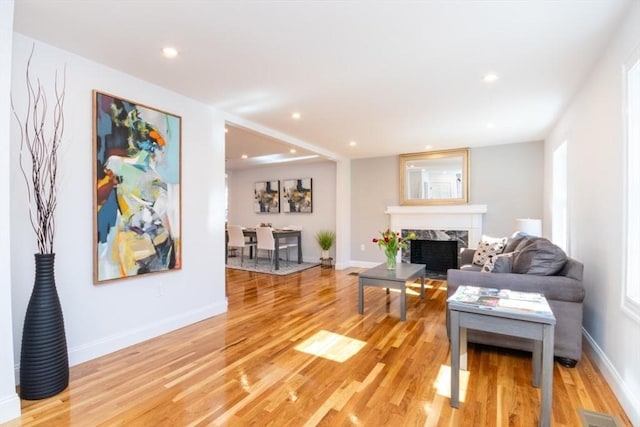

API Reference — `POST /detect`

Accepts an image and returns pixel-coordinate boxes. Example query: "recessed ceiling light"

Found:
[486,122,496,129]
[349,141,357,147]
[162,47,179,58]
[241,154,248,159]
[424,145,433,150]
[483,73,499,83]
[290,148,297,154]
[291,112,301,120]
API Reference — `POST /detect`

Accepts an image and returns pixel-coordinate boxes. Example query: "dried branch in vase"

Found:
[11,45,66,255]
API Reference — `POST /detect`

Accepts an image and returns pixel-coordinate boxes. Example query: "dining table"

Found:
[226,228,303,271]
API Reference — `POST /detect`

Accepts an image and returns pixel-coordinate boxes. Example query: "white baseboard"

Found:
[0,392,20,424]
[582,328,640,426]
[344,260,380,269]
[14,301,228,383]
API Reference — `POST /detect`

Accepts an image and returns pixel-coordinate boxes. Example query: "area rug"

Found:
[225,255,320,275]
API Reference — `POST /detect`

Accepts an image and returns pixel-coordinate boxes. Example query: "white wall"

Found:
[350,155,399,265]
[471,141,544,237]
[10,34,228,380]
[0,0,21,423]
[334,159,351,270]
[544,2,640,423]
[227,161,337,261]
[350,141,544,265]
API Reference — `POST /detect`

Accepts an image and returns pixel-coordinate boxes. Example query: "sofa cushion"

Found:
[512,238,567,275]
[472,235,507,266]
[447,265,585,303]
[504,231,530,253]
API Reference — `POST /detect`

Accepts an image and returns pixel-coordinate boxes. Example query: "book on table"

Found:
[447,285,553,316]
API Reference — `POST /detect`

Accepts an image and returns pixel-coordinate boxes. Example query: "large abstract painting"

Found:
[254,180,280,213]
[93,91,182,283]
[283,178,313,213]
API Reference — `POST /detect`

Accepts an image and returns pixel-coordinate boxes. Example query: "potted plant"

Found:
[315,230,336,260]
[12,47,69,400]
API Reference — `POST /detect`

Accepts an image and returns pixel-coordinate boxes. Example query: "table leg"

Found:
[420,272,425,299]
[540,324,554,427]
[460,327,468,371]
[358,278,364,315]
[450,309,460,408]
[274,239,280,270]
[532,339,542,387]
[297,232,302,264]
[400,285,407,321]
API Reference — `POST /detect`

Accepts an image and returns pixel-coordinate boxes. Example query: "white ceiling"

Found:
[13,0,631,166]
[225,124,321,170]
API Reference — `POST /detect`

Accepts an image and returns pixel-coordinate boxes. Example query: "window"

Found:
[623,50,640,323]
[552,141,568,252]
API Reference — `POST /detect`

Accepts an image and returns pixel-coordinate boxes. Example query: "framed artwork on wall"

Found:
[93,90,182,283]
[283,178,313,213]
[254,180,280,213]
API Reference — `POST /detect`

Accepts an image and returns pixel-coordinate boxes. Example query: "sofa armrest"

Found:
[446,268,585,303]
[459,248,476,266]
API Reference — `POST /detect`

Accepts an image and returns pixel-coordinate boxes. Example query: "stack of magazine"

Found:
[447,285,553,316]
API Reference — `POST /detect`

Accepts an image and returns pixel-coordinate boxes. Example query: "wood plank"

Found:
[6,266,633,426]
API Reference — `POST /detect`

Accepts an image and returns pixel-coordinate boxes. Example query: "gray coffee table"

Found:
[449,295,556,427]
[358,263,426,321]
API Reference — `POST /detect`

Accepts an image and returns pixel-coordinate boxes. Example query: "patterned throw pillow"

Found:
[481,255,497,272]
[472,235,507,266]
[482,251,516,273]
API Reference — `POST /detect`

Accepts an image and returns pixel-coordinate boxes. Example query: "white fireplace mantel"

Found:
[385,205,487,246]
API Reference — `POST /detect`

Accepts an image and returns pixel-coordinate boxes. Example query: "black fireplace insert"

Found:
[410,239,459,278]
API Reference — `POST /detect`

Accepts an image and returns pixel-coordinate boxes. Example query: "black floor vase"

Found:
[20,253,69,400]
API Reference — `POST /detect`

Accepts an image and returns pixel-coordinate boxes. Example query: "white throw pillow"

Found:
[473,235,507,266]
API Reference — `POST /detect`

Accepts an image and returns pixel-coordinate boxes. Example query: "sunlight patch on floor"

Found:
[294,330,366,362]
[430,283,448,291]
[381,280,446,296]
[434,364,469,402]
[386,286,423,297]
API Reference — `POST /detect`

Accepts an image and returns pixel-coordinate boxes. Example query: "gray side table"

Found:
[358,263,425,321]
[448,298,556,427]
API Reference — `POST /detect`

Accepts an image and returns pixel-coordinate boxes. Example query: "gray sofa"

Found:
[446,240,585,367]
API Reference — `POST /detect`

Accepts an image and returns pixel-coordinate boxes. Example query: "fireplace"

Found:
[401,228,467,278]
[410,239,459,278]
[385,205,486,277]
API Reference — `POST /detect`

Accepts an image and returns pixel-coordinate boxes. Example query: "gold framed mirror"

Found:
[399,148,469,205]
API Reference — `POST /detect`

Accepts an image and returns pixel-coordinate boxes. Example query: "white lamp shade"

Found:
[515,218,542,236]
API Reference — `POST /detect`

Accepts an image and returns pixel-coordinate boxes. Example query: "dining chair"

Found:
[227,225,256,266]
[255,226,276,269]
[256,226,297,269]
[281,225,302,264]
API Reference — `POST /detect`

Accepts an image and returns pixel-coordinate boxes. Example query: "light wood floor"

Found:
[6,266,632,426]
